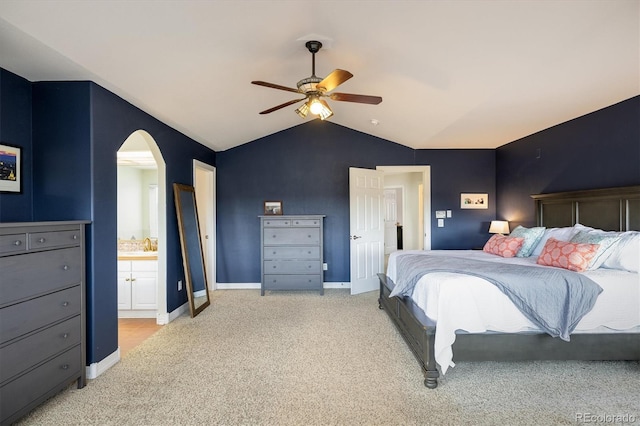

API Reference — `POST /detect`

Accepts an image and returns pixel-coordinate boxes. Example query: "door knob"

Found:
[350,235,362,240]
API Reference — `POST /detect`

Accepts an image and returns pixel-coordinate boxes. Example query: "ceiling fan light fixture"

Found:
[295,102,310,118]
[309,97,324,115]
[316,99,333,120]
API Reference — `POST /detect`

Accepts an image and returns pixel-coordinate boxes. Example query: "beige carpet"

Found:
[17,290,639,425]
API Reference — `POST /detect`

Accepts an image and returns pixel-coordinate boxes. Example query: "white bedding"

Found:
[386,250,640,374]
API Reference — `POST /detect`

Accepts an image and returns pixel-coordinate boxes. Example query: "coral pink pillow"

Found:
[536,238,600,272]
[483,234,525,258]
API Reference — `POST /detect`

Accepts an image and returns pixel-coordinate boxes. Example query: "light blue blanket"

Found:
[390,254,603,341]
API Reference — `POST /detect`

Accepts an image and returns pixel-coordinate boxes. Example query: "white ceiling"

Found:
[0,1,638,152]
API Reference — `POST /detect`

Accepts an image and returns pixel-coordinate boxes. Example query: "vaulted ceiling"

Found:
[0,1,637,152]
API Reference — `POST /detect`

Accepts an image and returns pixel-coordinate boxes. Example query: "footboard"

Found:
[377,273,440,388]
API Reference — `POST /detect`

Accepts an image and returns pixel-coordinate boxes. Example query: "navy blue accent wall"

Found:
[0,69,32,221]
[415,149,496,249]
[216,121,496,283]
[217,121,414,283]
[32,82,92,220]
[496,96,640,227]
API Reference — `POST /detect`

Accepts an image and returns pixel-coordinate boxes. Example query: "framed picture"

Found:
[0,143,22,194]
[460,193,488,209]
[264,200,283,215]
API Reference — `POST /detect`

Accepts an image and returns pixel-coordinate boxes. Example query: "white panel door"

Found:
[349,167,385,295]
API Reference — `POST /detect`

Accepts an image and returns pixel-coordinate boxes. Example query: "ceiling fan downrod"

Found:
[306,40,322,78]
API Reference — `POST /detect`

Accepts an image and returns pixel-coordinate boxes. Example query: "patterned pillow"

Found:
[509,225,546,257]
[569,231,620,270]
[483,234,525,258]
[536,238,600,272]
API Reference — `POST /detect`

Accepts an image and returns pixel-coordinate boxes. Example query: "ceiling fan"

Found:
[251,41,382,120]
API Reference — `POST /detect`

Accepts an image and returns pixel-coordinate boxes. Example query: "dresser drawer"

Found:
[0,286,81,344]
[0,233,27,256]
[263,274,322,290]
[262,218,291,227]
[263,246,320,260]
[263,228,320,245]
[0,247,81,306]
[28,229,81,250]
[264,260,321,274]
[0,316,81,384]
[291,219,321,227]
[0,346,82,424]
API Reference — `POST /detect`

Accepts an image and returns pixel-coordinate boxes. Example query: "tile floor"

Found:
[118,318,163,357]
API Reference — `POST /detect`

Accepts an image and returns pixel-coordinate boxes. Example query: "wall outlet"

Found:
[178,280,183,291]
[323,263,328,271]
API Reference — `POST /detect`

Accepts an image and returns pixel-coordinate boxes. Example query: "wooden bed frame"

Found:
[378,185,640,389]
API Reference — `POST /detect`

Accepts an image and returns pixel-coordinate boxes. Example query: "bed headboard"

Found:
[531,186,640,231]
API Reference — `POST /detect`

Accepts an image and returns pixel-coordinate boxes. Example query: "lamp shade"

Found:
[489,220,510,234]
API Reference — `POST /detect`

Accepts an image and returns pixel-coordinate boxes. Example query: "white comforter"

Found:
[386,250,640,374]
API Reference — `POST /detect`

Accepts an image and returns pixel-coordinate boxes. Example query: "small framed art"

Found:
[0,143,22,193]
[264,200,283,215]
[460,193,488,209]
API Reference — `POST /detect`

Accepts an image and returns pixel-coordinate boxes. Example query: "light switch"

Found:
[446,210,452,218]
[437,218,444,227]
[436,210,446,218]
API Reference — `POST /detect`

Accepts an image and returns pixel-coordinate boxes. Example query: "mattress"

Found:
[386,250,640,374]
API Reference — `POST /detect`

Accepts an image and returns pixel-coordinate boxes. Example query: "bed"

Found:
[377,186,640,388]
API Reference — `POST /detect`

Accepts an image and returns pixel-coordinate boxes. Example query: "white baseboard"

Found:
[87,302,189,379]
[215,282,351,290]
[86,348,120,380]
[216,283,261,290]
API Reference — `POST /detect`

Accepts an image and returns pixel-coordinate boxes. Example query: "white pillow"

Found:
[601,231,640,273]
[532,227,579,256]
[569,231,620,270]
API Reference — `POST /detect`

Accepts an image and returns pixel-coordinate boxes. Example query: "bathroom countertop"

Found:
[117,251,158,261]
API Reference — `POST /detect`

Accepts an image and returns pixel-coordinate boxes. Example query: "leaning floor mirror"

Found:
[173,183,211,317]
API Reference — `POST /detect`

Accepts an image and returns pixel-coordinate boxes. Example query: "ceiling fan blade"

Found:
[317,69,353,93]
[252,81,301,94]
[259,98,306,115]
[329,92,383,105]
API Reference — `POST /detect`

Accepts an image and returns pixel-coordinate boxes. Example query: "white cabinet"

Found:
[118,260,157,314]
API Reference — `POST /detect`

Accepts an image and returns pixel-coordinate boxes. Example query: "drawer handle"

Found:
[38,237,46,243]
[125,278,131,282]
[62,301,70,307]
[131,278,137,282]
[14,240,23,246]
[307,235,312,238]
[272,265,277,269]
[72,234,78,240]
[61,364,70,370]
[63,265,69,271]
[272,251,277,255]
[62,333,69,339]
[272,235,277,238]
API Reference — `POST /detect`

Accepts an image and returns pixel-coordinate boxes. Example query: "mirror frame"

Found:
[173,183,211,317]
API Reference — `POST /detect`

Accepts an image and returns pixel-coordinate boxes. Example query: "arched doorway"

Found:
[116,130,168,332]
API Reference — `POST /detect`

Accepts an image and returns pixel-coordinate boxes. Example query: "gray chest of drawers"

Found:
[0,221,88,425]
[260,215,325,295]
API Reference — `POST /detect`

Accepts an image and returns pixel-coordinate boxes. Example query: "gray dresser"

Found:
[0,221,87,425]
[260,215,325,295]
